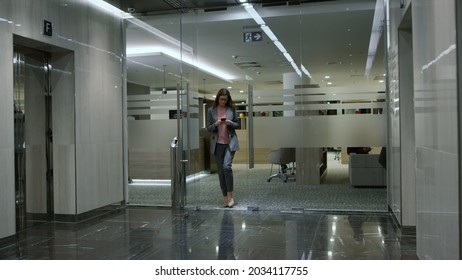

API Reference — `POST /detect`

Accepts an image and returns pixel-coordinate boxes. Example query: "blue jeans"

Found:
[215,143,235,196]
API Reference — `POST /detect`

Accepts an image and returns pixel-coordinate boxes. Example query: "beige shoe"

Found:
[227,198,235,208]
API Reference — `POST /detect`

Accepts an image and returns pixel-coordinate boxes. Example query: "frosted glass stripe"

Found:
[128,120,177,149]
[128,109,175,115]
[127,93,177,101]
[252,93,385,103]
[127,101,177,107]
[252,103,385,112]
[127,91,199,121]
[128,109,198,115]
[254,114,385,148]
[253,86,384,96]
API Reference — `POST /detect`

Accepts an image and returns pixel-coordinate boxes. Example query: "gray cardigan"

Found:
[206,106,240,153]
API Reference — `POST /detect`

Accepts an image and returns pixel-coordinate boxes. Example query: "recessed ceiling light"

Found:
[325,75,331,79]
[327,82,333,85]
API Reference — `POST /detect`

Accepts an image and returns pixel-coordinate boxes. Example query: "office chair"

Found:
[333,147,341,161]
[267,148,296,183]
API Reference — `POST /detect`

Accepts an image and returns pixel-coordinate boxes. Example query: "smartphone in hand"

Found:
[221,118,226,122]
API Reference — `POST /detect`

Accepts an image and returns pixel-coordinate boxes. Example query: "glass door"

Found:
[177,9,210,210]
[125,1,387,211]
[125,9,194,208]
[183,6,258,210]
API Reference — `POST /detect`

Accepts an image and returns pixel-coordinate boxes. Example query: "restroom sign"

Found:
[43,20,52,36]
[243,32,262,42]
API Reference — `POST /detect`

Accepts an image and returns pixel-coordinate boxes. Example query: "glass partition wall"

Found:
[125,11,184,207]
[125,8,227,208]
[125,1,386,211]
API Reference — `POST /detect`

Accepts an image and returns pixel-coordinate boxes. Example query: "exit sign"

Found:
[243,32,262,42]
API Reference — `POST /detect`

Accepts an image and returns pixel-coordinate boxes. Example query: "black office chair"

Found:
[267,148,296,183]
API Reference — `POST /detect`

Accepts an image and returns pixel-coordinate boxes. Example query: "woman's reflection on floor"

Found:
[348,215,364,246]
[218,211,236,260]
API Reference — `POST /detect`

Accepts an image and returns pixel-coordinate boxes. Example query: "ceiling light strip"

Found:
[89,0,193,54]
[301,65,311,78]
[127,46,235,81]
[243,4,311,78]
[244,5,266,25]
[89,0,235,82]
[274,41,287,53]
[365,0,385,76]
[87,0,134,19]
[260,25,277,41]
[127,17,193,54]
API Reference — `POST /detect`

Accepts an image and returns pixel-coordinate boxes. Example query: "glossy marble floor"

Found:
[0,207,417,260]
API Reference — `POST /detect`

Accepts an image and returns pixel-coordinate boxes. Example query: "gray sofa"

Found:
[349,154,386,187]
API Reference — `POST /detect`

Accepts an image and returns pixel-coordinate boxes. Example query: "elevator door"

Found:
[14,46,53,231]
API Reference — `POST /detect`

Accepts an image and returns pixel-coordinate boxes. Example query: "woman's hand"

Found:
[214,119,233,127]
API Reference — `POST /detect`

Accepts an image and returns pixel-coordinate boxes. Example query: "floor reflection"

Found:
[0,207,417,260]
[218,211,235,260]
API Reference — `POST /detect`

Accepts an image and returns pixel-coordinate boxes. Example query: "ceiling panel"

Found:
[105,0,338,14]
[118,0,385,97]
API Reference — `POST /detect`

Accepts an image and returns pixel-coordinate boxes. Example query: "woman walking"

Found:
[207,88,240,208]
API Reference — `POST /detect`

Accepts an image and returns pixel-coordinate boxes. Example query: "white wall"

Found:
[387,0,460,259]
[0,0,125,239]
[0,29,16,239]
[412,0,459,259]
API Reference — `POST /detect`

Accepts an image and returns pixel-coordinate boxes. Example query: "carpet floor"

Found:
[128,152,387,212]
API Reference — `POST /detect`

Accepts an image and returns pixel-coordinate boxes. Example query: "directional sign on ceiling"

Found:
[243,32,263,42]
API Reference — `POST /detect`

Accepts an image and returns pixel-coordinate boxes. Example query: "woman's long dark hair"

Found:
[213,88,235,108]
